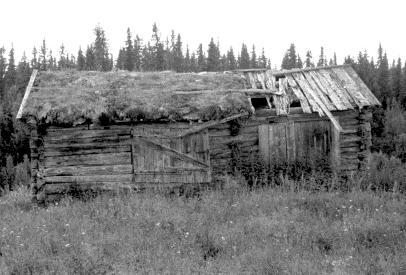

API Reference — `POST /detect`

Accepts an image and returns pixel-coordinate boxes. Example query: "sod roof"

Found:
[22,70,250,125]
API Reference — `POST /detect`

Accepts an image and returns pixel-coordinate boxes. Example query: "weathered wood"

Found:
[16,69,38,119]
[133,137,209,168]
[46,128,131,140]
[258,125,269,163]
[318,69,355,110]
[248,72,257,89]
[344,66,381,106]
[292,72,324,115]
[256,72,266,89]
[177,112,249,138]
[303,71,337,111]
[45,174,134,183]
[331,67,369,108]
[45,136,132,147]
[309,70,347,110]
[293,73,343,132]
[45,152,131,168]
[44,145,131,157]
[285,75,312,113]
[44,164,133,177]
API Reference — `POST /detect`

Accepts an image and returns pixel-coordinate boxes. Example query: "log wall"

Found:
[30,108,374,201]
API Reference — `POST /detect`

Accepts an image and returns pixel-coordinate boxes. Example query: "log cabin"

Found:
[16,65,380,202]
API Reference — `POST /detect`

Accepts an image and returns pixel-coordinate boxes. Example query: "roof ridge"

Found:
[231,64,351,75]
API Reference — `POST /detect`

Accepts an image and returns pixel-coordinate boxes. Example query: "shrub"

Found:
[358,152,406,192]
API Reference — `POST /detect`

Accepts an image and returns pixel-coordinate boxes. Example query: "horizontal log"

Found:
[45,174,133,184]
[46,128,131,140]
[45,136,132,146]
[44,145,131,157]
[44,164,133,177]
[44,152,131,168]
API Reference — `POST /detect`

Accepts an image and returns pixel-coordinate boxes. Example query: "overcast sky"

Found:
[1,0,405,68]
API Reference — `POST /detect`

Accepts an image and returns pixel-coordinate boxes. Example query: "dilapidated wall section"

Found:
[31,123,212,201]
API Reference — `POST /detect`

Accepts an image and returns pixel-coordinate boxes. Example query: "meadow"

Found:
[1,179,406,274]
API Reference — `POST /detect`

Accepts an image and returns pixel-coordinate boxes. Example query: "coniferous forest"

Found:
[0,24,406,192]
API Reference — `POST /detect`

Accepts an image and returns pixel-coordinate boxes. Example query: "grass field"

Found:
[1,184,406,274]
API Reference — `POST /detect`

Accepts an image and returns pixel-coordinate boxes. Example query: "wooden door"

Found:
[259,120,331,165]
[130,128,211,188]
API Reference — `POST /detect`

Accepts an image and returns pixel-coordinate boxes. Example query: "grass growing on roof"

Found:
[23,70,249,125]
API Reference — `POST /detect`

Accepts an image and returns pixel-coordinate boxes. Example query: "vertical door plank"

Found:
[258,125,269,163]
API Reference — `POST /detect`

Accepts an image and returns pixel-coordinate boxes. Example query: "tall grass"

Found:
[0,184,405,274]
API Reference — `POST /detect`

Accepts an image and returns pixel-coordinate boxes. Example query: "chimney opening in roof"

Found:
[251,97,273,110]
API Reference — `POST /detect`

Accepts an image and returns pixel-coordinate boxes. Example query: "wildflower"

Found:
[177,250,181,254]
[20,244,24,247]
[65,223,70,227]
[156,222,160,227]
[221,236,225,241]
[232,204,237,207]
[185,232,189,237]
[10,231,14,234]
[16,235,20,238]
[82,232,86,235]
[65,244,71,247]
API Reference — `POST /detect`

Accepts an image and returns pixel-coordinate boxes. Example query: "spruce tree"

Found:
[239,43,250,69]
[116,48,125,70]
[190,52,197,72]
[47,50,55,70]
[5,47,16,89]
[226,47,237,70]
[0,47,6,98]
[39,39,47,71]
[134,35,142,71]
[151,23,165,71]
[85,45,96,70]
[184,46,191,72]
[93,25,111,71]
[124,27,135,71]
[401,61,406,108]
[297,54,303,69]
[207,38,220,71]
[281,44,298,69]
[250,45,257,68]
[390,58,402,101]
[305,50,314,68]
[333,52,337,65]
[317,46,326,67]
[259,48,267,68]
[16,52,31,93]
[377,44,390,104]
[77,47,86,71]
[58,44,66,69]
[173,34,183,72]
[197,43,206,72]
[31,47,38,70]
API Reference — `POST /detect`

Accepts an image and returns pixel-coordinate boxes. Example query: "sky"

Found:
[1,0,405,68]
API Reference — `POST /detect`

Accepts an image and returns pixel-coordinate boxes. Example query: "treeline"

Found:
[1,23,406,193]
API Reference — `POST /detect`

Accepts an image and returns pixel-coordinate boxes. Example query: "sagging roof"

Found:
[17,65,380,126]
[237,64,381,116]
